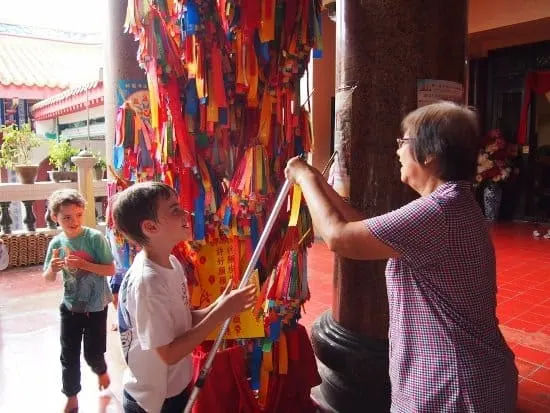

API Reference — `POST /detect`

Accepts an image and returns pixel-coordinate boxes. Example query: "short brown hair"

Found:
[47,189,86,216]
[112,181,178,246]
[401,102,481,181]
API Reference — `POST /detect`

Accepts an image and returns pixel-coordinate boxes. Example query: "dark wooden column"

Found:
[311,1,467,412]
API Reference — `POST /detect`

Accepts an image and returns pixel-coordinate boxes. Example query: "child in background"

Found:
[42,189,116,413]
[105,183,139,331]
[105,227,131,330]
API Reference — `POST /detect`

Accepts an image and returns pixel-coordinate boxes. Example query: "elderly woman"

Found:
[285,102,517,412]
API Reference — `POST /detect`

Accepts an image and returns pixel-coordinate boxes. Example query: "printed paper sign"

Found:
[193,239,265,340]
[417,79,464,108]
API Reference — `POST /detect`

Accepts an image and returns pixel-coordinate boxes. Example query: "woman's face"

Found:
[396,132,431,192]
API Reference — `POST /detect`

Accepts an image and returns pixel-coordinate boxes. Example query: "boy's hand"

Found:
[49,248,64,273]
[217,282,256,318]
[65,253,89,272]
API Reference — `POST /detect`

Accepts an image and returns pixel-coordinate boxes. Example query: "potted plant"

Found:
[0,123,41,184]
[47,139,79,182]
[94,152,106,180]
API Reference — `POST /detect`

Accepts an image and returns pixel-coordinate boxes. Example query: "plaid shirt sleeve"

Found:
[365,196,447,268]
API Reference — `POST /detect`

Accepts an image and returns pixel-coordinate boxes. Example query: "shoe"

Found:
[533,230,541,237]
[544,230,550,239]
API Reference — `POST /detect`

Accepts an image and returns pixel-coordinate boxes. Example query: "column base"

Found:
[311,311,391,413]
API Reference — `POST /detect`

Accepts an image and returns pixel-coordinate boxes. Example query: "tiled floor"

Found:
[0,222,549,412]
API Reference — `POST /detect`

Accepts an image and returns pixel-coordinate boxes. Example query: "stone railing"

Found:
[0,153,110,268]
[0,180,108,234]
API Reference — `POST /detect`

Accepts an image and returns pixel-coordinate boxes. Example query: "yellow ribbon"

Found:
[289,185,302,227]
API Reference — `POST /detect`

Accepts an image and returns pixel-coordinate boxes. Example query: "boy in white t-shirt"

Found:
[112,182,256,413]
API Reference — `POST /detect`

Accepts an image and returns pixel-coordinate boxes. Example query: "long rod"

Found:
[183,179,292,413]
[321,151,337,177]
[86,87,90,150]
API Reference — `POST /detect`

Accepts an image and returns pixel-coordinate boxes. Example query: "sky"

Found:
[0,0,106,33]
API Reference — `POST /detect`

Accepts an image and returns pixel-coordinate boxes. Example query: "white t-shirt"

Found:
[118,251,193,413]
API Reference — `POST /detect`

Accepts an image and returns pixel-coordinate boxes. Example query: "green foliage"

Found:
[94,152,106,169]
[0,123,41,169]
[48,139,79,171]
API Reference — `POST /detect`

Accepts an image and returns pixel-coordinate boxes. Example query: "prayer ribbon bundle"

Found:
[119,1,323,410]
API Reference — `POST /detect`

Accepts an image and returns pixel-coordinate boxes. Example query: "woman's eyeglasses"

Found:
[396,137,415,149]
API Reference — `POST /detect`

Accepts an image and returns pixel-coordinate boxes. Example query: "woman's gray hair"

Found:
[402,101,481,181]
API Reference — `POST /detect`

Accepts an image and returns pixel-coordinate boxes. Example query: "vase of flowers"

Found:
[483,181,503,222]
[476,129,516,222]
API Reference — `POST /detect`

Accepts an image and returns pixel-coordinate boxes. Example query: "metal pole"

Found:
[86,86,90,150]
[183,178,292,413]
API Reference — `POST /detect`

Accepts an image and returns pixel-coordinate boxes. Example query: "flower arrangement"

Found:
[476,129,516,184]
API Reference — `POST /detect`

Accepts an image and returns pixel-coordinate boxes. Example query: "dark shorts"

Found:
[123,386,190,413]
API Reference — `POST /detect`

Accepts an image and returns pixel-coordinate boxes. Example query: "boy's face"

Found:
[53,204,85,238]
[143,193,192,247]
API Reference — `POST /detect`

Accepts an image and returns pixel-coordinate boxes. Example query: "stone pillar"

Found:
[72,151,97,228]
[103,0,145,177]
[0,202,12,234]
[310,1,467,412]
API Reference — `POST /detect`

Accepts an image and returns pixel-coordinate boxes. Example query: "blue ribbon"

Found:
[113,146,124,170]
[218,107,228,126]
[254,30,270,65]
[223,206,232,228]
[269,318,282,341]
[183,0,200,35]
[138,131,154,168]
[193,179,206,240]
[185,79,199,116]
[250,215,259,251]
[250,341,262,391]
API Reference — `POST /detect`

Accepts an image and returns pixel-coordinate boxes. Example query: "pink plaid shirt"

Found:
[366,181,517,412]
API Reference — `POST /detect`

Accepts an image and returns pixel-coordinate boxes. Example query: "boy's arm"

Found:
[64,253,115,276]
[65,231,116,276]
[42,265,57,282]
[43,245,62,282]
[190,279,244,325]
[80,261,116,276]
[156,305,228,365]
[190,301,219,325]
[155,283,256,365]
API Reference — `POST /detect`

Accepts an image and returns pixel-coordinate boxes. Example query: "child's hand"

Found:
[65,252,89,272]
[50,248,64,273]
[217,282,256,318]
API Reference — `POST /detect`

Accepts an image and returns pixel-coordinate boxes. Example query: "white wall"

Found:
[34,118,55,137]
[32,107,107,165]
[58,106,103,124]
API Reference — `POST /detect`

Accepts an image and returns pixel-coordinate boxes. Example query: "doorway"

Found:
[531,94,550,222]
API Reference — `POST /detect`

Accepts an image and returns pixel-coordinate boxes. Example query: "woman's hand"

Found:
[284,156,315,185]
